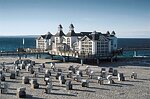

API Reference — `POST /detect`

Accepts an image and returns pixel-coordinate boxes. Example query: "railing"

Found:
[0,48,48,56]
[123,47,150,51]
[49,50,112,59]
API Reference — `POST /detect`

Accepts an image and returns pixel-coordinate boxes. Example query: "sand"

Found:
[0,57,150,99]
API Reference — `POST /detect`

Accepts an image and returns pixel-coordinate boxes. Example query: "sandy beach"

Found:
[0,57,150,99]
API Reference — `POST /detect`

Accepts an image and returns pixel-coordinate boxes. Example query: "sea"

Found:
[0,37,150,58]
[118,38,150,57]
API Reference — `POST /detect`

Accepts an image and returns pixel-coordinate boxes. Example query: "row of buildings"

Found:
[36,24,117,58]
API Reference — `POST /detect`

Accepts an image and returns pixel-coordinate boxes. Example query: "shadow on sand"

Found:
[53,84,66,88]
[4,80,20,83]
[9,87,17,90]
[72,88,95,93]
[137,78,150,81]
[125,80,143,83]
[102,81,134,87]
[2,92,16,96]
[115,83,134,87]
[48,92,77,97]
[88,86,110,90]
[26,95,44,99]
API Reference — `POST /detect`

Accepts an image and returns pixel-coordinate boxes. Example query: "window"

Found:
[67,38,70,42]
[67,38,70,45]
[63,38,66,42]
[81,40,92,55]
[56,38,58,43]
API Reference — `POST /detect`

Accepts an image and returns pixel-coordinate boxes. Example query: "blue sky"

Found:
[0,0,150,38]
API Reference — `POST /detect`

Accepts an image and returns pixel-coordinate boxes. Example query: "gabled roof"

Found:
[110,35,115,37]
[80,32,109,41]
[73,32,92,37]
[87,34,99,40]
[66,30,77,37]
[55,31,65,37]
[45,34,52,39]
[80,32,92,36]
[80,35,92,41]
[37,32,53,40]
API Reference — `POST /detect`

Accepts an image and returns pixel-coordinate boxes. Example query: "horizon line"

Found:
[0,35,150,39]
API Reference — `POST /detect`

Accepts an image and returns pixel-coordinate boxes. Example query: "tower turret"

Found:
[55,24,65,37]
[66,24,76,36]
[58,24,63,32]
[69,24,74,31]
[111,31,116,35]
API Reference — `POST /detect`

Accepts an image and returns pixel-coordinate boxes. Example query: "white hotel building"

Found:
[36,24,117,57]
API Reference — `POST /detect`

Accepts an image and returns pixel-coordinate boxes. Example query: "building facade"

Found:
[36,24,117,57]
[36,32,53,50]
